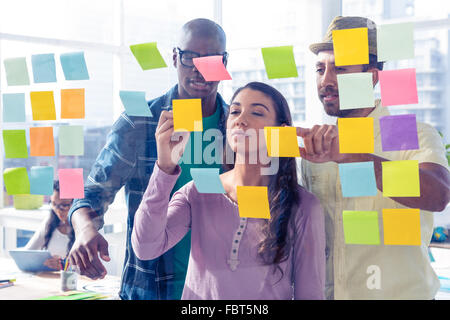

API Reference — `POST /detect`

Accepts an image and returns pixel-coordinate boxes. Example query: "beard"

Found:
[323,102,355,118]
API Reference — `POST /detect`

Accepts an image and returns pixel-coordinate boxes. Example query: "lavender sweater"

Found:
[132,164,325,300]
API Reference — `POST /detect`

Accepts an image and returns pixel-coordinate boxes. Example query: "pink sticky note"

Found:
[58,168,84,199]
[378,68,418,106]
[192,56,232,82]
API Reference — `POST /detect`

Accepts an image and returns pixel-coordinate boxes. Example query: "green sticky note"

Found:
[261,45,298,79]
[377,22,414,62]
[3,130,28,158]
[58,125,84,156]
[3,167,30,195]
[337,72,374,110]
[4,57,30,86]
[343,210,380,245]
[382,160,420,197]
[130,42,167,70]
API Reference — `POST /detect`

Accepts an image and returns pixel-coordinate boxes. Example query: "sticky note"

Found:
[58,168,84,199]
[58,125,84,156]
[382,160,420,197]
[338,162,378,197]
[332,28,369,66]
[192,56,232,82]
[337,117,374,153]
[236,186,271,219]
[383,208,421,246]
[30,127,55,157]
[61,89,85,119]
[3,57,30,86]
[31,53,57,83]
[119,91,152,117]
[130,42,167,70]
[3,167,30,195]
[2,93,26,122]
[190,168,225,194]
[261,45,298,79]
[337,72,374,110]
[60,52,89,80]
[377,22,414,62]
[30,91,56,120]
[379,68,418,106]
[379,114,419,151]
[343,210,380,245]
[263,126,300,157]
[3,130,28,158]
[173,99,203,132]
[30,166,54,195]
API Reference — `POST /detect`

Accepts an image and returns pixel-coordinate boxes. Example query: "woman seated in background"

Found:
[131,82,325,300]
[25,181,74,270]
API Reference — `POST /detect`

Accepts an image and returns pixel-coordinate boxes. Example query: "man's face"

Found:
[315,50,370,117]
[173,32,226,100]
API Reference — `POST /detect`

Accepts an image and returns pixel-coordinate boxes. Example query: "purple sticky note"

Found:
[379,114,419,151]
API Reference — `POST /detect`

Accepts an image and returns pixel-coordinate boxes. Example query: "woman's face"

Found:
[50,191,73,223]
[226,88,278,156]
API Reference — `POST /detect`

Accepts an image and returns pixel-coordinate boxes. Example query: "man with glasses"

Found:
[67,18,229,300]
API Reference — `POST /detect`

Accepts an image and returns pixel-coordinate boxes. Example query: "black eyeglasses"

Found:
[176,47,228,68]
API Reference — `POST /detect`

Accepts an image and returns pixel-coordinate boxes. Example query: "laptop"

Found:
[9,250,55,272]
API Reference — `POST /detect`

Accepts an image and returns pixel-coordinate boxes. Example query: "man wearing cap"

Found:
[297,16,450,299]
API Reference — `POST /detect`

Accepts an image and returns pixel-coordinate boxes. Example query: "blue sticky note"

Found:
[119,91,152,117]
[31,53,57,83]
[2,93,26,122]
[190,168,225,194]
[60,52,89,80]
[338,161,378,197]
[30,166,54,195]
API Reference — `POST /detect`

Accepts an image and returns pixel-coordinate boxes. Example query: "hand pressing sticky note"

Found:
[379,68,418,107]
[30,91,56,120]
[343,210,380,245]
[173,99,203,132]
[58,168,84,199]
[30,166,54,196]
[377,22,414,62]
[130,42,167,70]
[2,93,26,122]
[263,126,300,157]
[3,167,30,195]
[119,91,152,117]
[332,28,369,66]
[337,117,374,153]
[190,168,225,194]
[60,52,89,80]
[3,130,28,158]
[379,114,419,152]
[61,89,85,119]
[261,46,298,79]
[382,208,421,246]
[237,186,271,219]
[31,53,57,83]
[4,57,30,86]
[193,56,231,82]
[338,161,378,197]
[30,127,55,157]
[382,160,420,197]
[58,125,84,156]
[337,72,374,110]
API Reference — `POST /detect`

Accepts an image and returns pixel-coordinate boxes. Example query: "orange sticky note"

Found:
[263,126,300,157]
[30,127,55,157]
[173,99,203,132]
[30,91,56,120]
[236,186,271,219]
[332,27,369,66]
[383,208,421,246]
[338,117,374,153]
[61,88,85,119]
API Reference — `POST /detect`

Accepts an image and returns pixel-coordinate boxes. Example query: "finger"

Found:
[85,247,107,278]
[296,127,310,137]
[312,125,328,155]
[156,119,174,136]
[77,246,100,279]
[98,238,111,262]
[323,125,338,153]
[157,110,173,127]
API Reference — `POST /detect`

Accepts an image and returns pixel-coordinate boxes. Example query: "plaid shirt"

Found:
[68,85,228,299]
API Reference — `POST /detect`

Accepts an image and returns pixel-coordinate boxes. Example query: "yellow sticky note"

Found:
[382,160,420,197]
[332,28,369,66]
[236,186,271,219]
[264,127,300,157]
[383,208,421,246]
[338,117,374,153]
[172,99,203,132]
[30,91,56,120]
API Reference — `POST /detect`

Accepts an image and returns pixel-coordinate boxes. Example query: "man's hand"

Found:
[44,255,63,270]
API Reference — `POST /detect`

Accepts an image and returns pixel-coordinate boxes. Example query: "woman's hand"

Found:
[44,255,63,270]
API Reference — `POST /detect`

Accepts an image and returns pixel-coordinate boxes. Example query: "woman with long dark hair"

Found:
[25,181,75,270]
[132,82,325,299]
